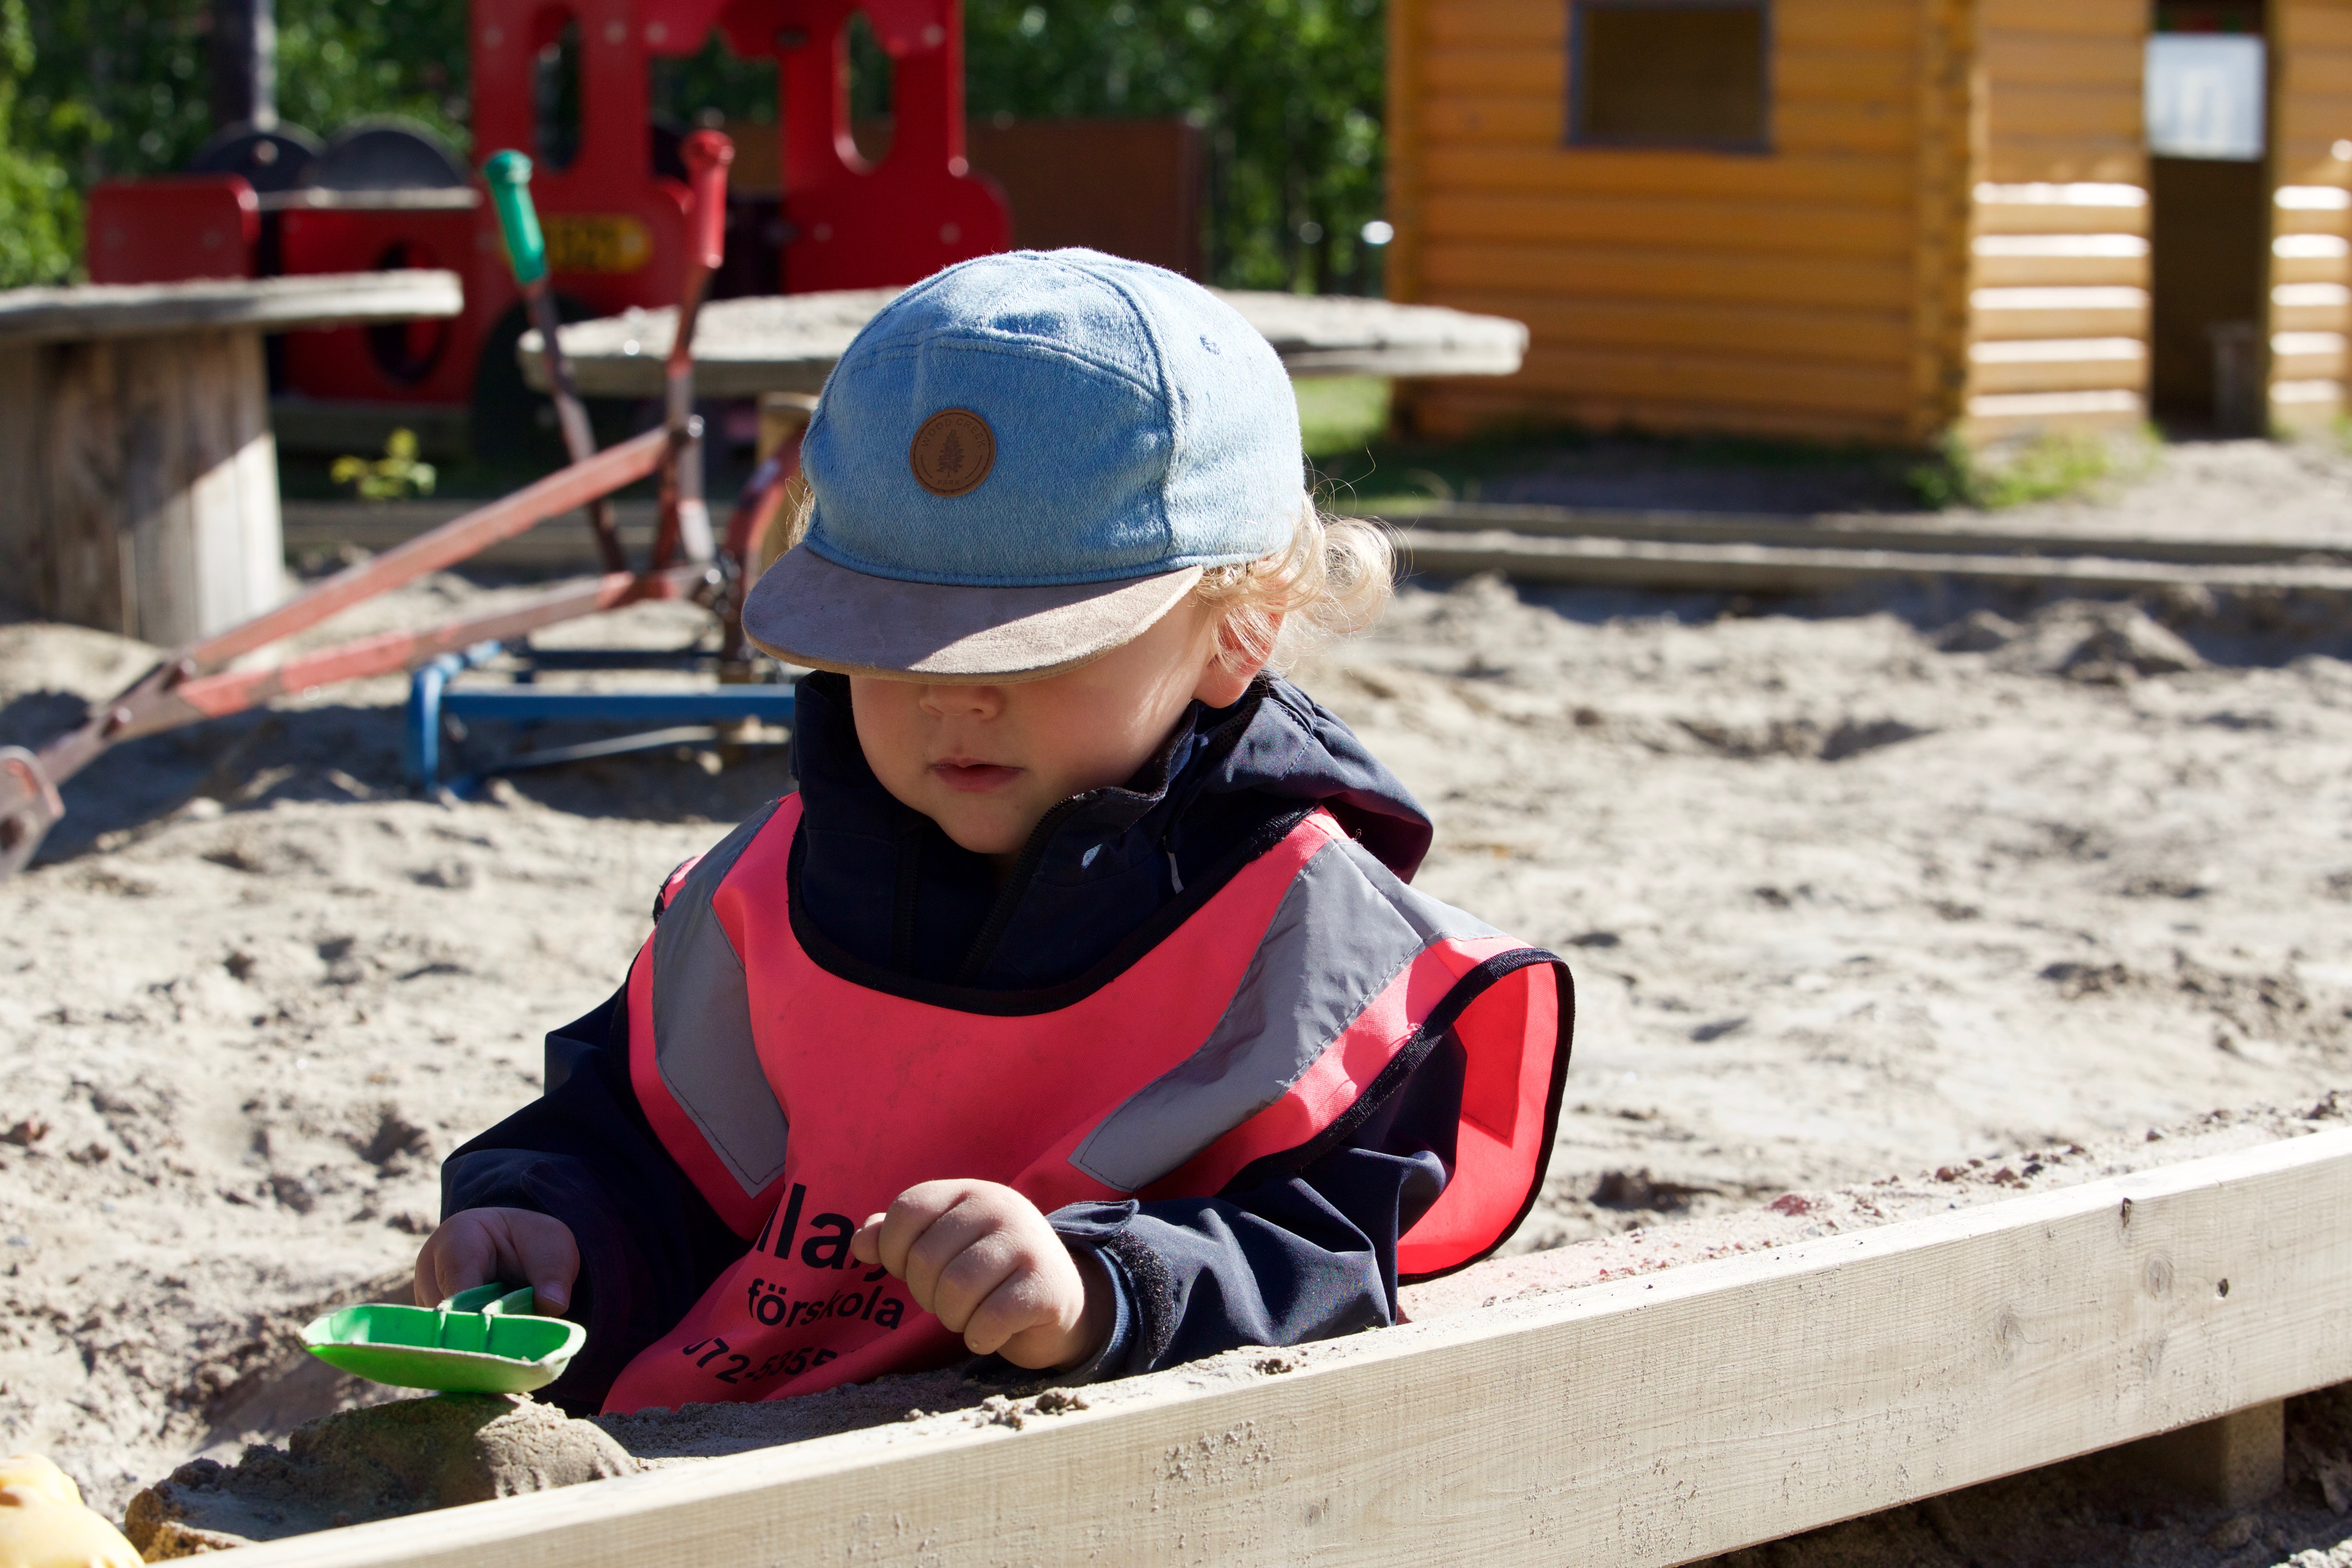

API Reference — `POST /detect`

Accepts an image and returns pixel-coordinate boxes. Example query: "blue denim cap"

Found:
[742,249,1304,681]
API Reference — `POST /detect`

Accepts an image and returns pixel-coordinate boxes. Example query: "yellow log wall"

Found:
[1390,0,1976,448]
[1961,0,2150,443]
[2272,0,2352,428]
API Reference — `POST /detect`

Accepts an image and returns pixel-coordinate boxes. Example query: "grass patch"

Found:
[1908,428,2153,510]
[1295,377,1393,461]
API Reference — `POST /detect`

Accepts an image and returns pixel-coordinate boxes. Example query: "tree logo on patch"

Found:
[909,408,995,497]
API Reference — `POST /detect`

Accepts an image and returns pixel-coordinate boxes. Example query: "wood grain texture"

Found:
[1418,192,1914,254]
[9,330,283,642]
[525,291,1526,395]
[1387,0,1426,303]
[0,271,462,345]
[2276,0,2352,364]
[1908,0,1978,440]
[1423,246,1915,309]
[1415,148,1916,203]
[1423,292,1912,364]
[225,1130,2352,1568]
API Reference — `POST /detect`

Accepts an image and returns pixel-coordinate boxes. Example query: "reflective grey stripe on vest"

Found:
[1069,836,1500,1193]
[648,798,791,1198]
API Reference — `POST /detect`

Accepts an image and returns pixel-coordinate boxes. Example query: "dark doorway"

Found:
[2146,2,2273,434]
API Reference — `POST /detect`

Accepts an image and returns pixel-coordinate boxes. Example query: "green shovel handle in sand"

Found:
[300,1283,586,1394]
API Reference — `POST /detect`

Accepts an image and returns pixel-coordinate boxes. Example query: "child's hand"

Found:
[414,1207,579,1317]
[851,1180,1110,1370]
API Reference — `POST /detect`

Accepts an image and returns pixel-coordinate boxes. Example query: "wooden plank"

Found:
[529,291,1526,397]
[1990,84,2144,140]
[1384,502,2348,566]
[1421,192,1914,254]
[1981,33,2141,88]
[2276,255,2352,285]
[1495,341,1915,413]
[1981,0,2144,37]
[1423,244,1914,310]
[0,346,40,616]
[1975,200,2149,237]
[1907,0,1976,442]
[1387,0,1427,303]
[1421,45,1911,102]
[2278,42,2352,85]
[1970,288,2150,340]
[1772,99,1923,155]
[1405,379,1918,443]
[220,1130,2352,1568]
[0,271,463,345]
[2282,3,2352,51]
[1417,98,1919,155]
[1416,148,1915,203]
[1431,292,1912,365]
[1773,0,1918,49]
[1967,353,2148,395]
[1775,45,1920,98]
[1972,252,2148,287]
[1424,0,1561,47]
[1987,147,2147,185]
[1394,527,2352,595]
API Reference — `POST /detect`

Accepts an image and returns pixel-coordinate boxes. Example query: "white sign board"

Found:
[2145,34,2267,161]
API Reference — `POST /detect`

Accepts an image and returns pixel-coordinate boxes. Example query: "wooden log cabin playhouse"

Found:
[1385,0,2352,447]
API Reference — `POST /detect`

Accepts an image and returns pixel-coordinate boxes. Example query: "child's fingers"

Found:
[849,1213,889,1268]
[872,1181,982,1292]
[956,1264,1066,1358]
[922,1224,1034,1334]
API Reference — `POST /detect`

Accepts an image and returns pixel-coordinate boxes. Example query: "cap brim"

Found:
[742,546,1205,683]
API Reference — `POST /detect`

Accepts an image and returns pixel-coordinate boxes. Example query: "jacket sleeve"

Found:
[439,984,746,1416]
[1044,1030,1466,1381]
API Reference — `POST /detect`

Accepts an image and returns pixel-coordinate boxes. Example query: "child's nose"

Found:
[915,684,1005,719]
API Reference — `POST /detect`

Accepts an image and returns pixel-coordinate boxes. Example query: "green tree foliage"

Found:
[963,0,1387,293]
[0,0,76,285]
[12,0,1379,293]
[654,0,1389,292]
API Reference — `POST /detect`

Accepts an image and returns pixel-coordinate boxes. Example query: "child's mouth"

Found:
[931,761,1022,793]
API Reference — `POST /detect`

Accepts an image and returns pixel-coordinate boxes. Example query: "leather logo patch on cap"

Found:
[909,408,995,497]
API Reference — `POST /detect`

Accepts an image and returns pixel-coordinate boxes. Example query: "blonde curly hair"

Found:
[1193,499,1395,677]
[761,487,1394,677]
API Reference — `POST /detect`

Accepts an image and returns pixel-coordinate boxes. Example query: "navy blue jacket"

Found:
[443,672,1467,1413]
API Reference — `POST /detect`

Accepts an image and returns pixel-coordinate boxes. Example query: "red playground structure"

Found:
[85,0,1011,437]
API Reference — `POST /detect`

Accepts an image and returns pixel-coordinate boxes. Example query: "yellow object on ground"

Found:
[0,1456,141,1568]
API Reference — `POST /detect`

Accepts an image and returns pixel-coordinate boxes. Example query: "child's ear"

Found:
[1193,611,1280,708]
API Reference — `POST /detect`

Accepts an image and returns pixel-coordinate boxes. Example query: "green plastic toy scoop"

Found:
[300,1284,586,1394]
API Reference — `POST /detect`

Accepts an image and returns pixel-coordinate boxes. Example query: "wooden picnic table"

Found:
[518,287,1528,398]
[0,271,463,646]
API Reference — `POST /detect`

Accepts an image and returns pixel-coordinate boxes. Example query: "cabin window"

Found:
[1568,0,1770,150]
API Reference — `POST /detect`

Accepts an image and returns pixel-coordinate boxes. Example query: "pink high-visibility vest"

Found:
[604,794,1570,1412]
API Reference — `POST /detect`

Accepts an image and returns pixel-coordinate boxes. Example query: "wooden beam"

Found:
[1379,502,2352,566]
[0,271,463,346]
[1387,526,2352,597]
[225,1129,2352,1568]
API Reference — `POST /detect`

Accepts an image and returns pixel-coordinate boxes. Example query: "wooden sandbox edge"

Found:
[225,1127,2352,1568]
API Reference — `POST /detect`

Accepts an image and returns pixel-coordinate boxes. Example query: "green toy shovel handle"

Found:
[441,1282,540,1316]
[483,149,548,288]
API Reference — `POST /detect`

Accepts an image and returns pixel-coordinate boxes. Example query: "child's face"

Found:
[849,600,1256,865]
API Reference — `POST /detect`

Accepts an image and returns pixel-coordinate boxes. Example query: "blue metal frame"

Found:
[404,641,796,794]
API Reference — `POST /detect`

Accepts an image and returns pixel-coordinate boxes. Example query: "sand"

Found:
[3,441,2352,1555]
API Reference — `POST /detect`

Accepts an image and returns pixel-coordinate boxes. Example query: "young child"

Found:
[418,250,1572,1413]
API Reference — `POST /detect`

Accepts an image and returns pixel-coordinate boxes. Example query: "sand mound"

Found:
[122,1395,637,1555]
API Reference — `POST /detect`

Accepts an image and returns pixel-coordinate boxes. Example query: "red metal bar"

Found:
[165,566,707,729]
[524,278,630,574]
[651,130,734,572]
[194,427,670,670]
